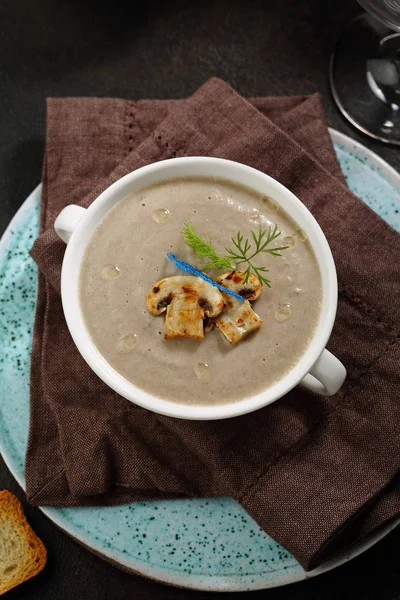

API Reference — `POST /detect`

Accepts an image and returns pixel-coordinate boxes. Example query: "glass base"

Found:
[330,12,400,145]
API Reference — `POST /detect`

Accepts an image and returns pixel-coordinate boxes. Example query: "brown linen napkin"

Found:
[26,78,400,571]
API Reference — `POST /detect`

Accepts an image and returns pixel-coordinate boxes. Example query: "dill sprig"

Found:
[226,225,289,287]
[182,222,234,271]
[182,222,289,287]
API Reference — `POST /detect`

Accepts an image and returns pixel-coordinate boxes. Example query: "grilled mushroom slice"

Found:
[214,271,262,344]
[147,276,224,340]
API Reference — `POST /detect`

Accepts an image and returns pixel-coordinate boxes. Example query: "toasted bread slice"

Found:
[0,490,46,595]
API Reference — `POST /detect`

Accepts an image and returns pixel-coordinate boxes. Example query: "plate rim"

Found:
[329,127,400,190]
[0,128,399,592]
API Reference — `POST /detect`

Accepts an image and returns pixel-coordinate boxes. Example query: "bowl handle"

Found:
[300,349,346,396]
[54,205,87,244]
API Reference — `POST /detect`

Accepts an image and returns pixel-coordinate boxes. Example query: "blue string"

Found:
[166,253,244,303]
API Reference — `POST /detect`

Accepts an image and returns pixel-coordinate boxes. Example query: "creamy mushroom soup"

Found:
[79,177,322,405]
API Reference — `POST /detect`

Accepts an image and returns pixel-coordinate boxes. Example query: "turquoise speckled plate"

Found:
[0,129,399,592]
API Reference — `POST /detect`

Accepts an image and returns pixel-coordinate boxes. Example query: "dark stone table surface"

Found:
[1,0,399,598]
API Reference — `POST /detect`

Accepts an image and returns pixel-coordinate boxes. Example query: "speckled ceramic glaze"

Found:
[0,130,399,591]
